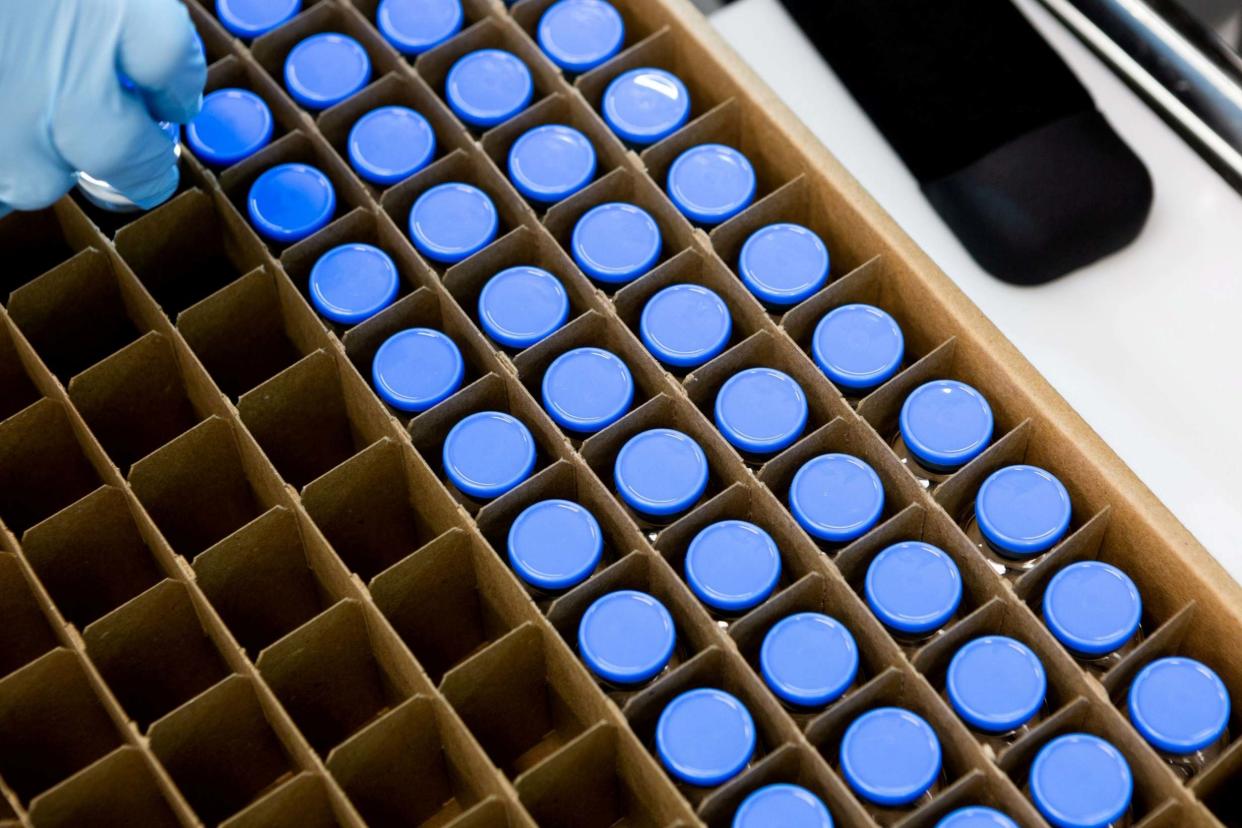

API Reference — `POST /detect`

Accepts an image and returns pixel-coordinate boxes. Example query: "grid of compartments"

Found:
[0,0,1237,826]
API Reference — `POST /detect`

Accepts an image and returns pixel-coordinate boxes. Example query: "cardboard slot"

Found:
[0,201,96,301]
[0,398,101,535]
[1134,801,1198,828]
[886,770,1048,828]
[0,648,125,803]
[1191,734,1242,826]
[325,695,483,827]
[0,318,41,423]
[69,156,212,240]
[26,746,183,828]
[0,553,60,677]
[219,772,347,828]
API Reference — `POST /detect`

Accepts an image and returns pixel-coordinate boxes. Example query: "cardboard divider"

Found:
[26,745,183,828]
[0,399,101,536]
[0,552,61,677]
[1192,734,1242,826]
[0,201,98,302]
[218,772,349,828]
[856,769,1042,828]
[0,317,42,423]
[442,797,519,828]
[69,152,215,241]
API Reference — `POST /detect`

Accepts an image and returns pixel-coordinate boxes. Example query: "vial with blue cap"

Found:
[839,706,943,824]
[602,67,691,148]
[309,243,399,330]
[639,283,732,375]
[508,124,597,206]
[578,590,679,703]
[865,541,963,651]
[445,48,533,132]
[1128,657,1230,779]
[738,223,831,312]
[788,453,885,554]
[760,612,858,725]
[894,380,994,489]
[965,465,1073,579]
[77,121,183,214]
[247,162,336,244]
[613,428,708,539]
[508,499,603,608]
[666,144,756,226]
[541,347,634,445]
[684,520,782,626]
[409,182,499,265]
[538,0,625,75]
[733,783,834,828]
[1042,561,1143,675]
[216,0,301,39]
[284,32,372,111]
[348,105,436,187]
[442,410,537,510]
[185,88,274,168]
[1027,733,1132,828]
[376,0,463,56]
[714,367,808,468]
[812,304,904,403]
[655,687,756,801]
[478,265,569,354]
[371,327,464,414]
[945,635,1046,756]
[934,807,1019,828]
[571,201,662,288]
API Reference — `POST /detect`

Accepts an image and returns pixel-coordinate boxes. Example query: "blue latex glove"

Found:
[0,0,206,216]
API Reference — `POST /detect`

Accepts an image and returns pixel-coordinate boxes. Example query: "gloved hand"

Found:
[0,0,206,216]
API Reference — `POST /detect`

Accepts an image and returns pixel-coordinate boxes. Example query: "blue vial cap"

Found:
[216,0,301,38]
[614,428,707,518]
[538,0,625,73]
[541,347,634,434]
[639,284,732,369]
[443,411,537,499]
[947,636,1046,733]
[446,49,533,128]
[789,453,884,544]
[666,144,756,225]
[602,67,690,146]
[186,89,274,168]
[976,465,1072,557]
[571,202,661,284]
[900,380,994,473]
[478,266,569,349]
[284,33,372,111]
[371,327,464,413]
[1043,562,1142,657]
[1128,657,1230,755]
[865,541,962,636]
[812,304,903,392]
[733,784,834,828]
[508,124,597,204]
[348,106,435,186]
[578,590,676,685]
[508,499,602,591]
[935,807,1020,828]
[738,223,830,308]
[656,688,756,787]
[1029,734,1132,828]
[247,163,336,243]
[685,520,781,614]
[377,0,463,56]
[309,243,399,325]
[840,707,941,807]
[408,182,499,264]
[714,368,808,457]
[760,612,858,709]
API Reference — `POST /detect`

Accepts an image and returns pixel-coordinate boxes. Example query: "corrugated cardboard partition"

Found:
[0,0,1237,825]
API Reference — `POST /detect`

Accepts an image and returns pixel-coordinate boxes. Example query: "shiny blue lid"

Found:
[714,368,808,457]
[1128,657,1230,754]
[371,327,463,413]
[571,202,661,284]
[247,163,336,243]
[377,0,463,56]
[579,590,676,685]
[840,707,941,807]
[685,520,781,614]
[541,347,634,434]
[733,784,834,828]
[443,411,537,499]
[508,499,602,591]
[445,49,533,128]
[614,428,707,517]
[935,807,1020,828]
[284,33,372,111]
[508,124,597,204]
[216,0,301,38]
[666,144,756,225]
[738,223,830,307]
[347,106,435,186]
[538,0,625,73]
[1043,562,1142,657]
[408,182,498,263]
[309,243,399,325]
[639,283,732,369]
[976,465,1072,557]
[760,612,858,708]
[656,688,755,787]
[1029,734,1132,828]
[865,541,962,635]
[601,67,690,146]
[186,89,274,168]
[947,636,1046,733]
[812,304,903,391]
[478,266,569,349]
[789,453,884,544]
[900,380,994,472]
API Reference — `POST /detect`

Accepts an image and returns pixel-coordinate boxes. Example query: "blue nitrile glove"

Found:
[0,0,206,217]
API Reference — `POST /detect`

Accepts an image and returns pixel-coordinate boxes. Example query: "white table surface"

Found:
[711,0,1242,584]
